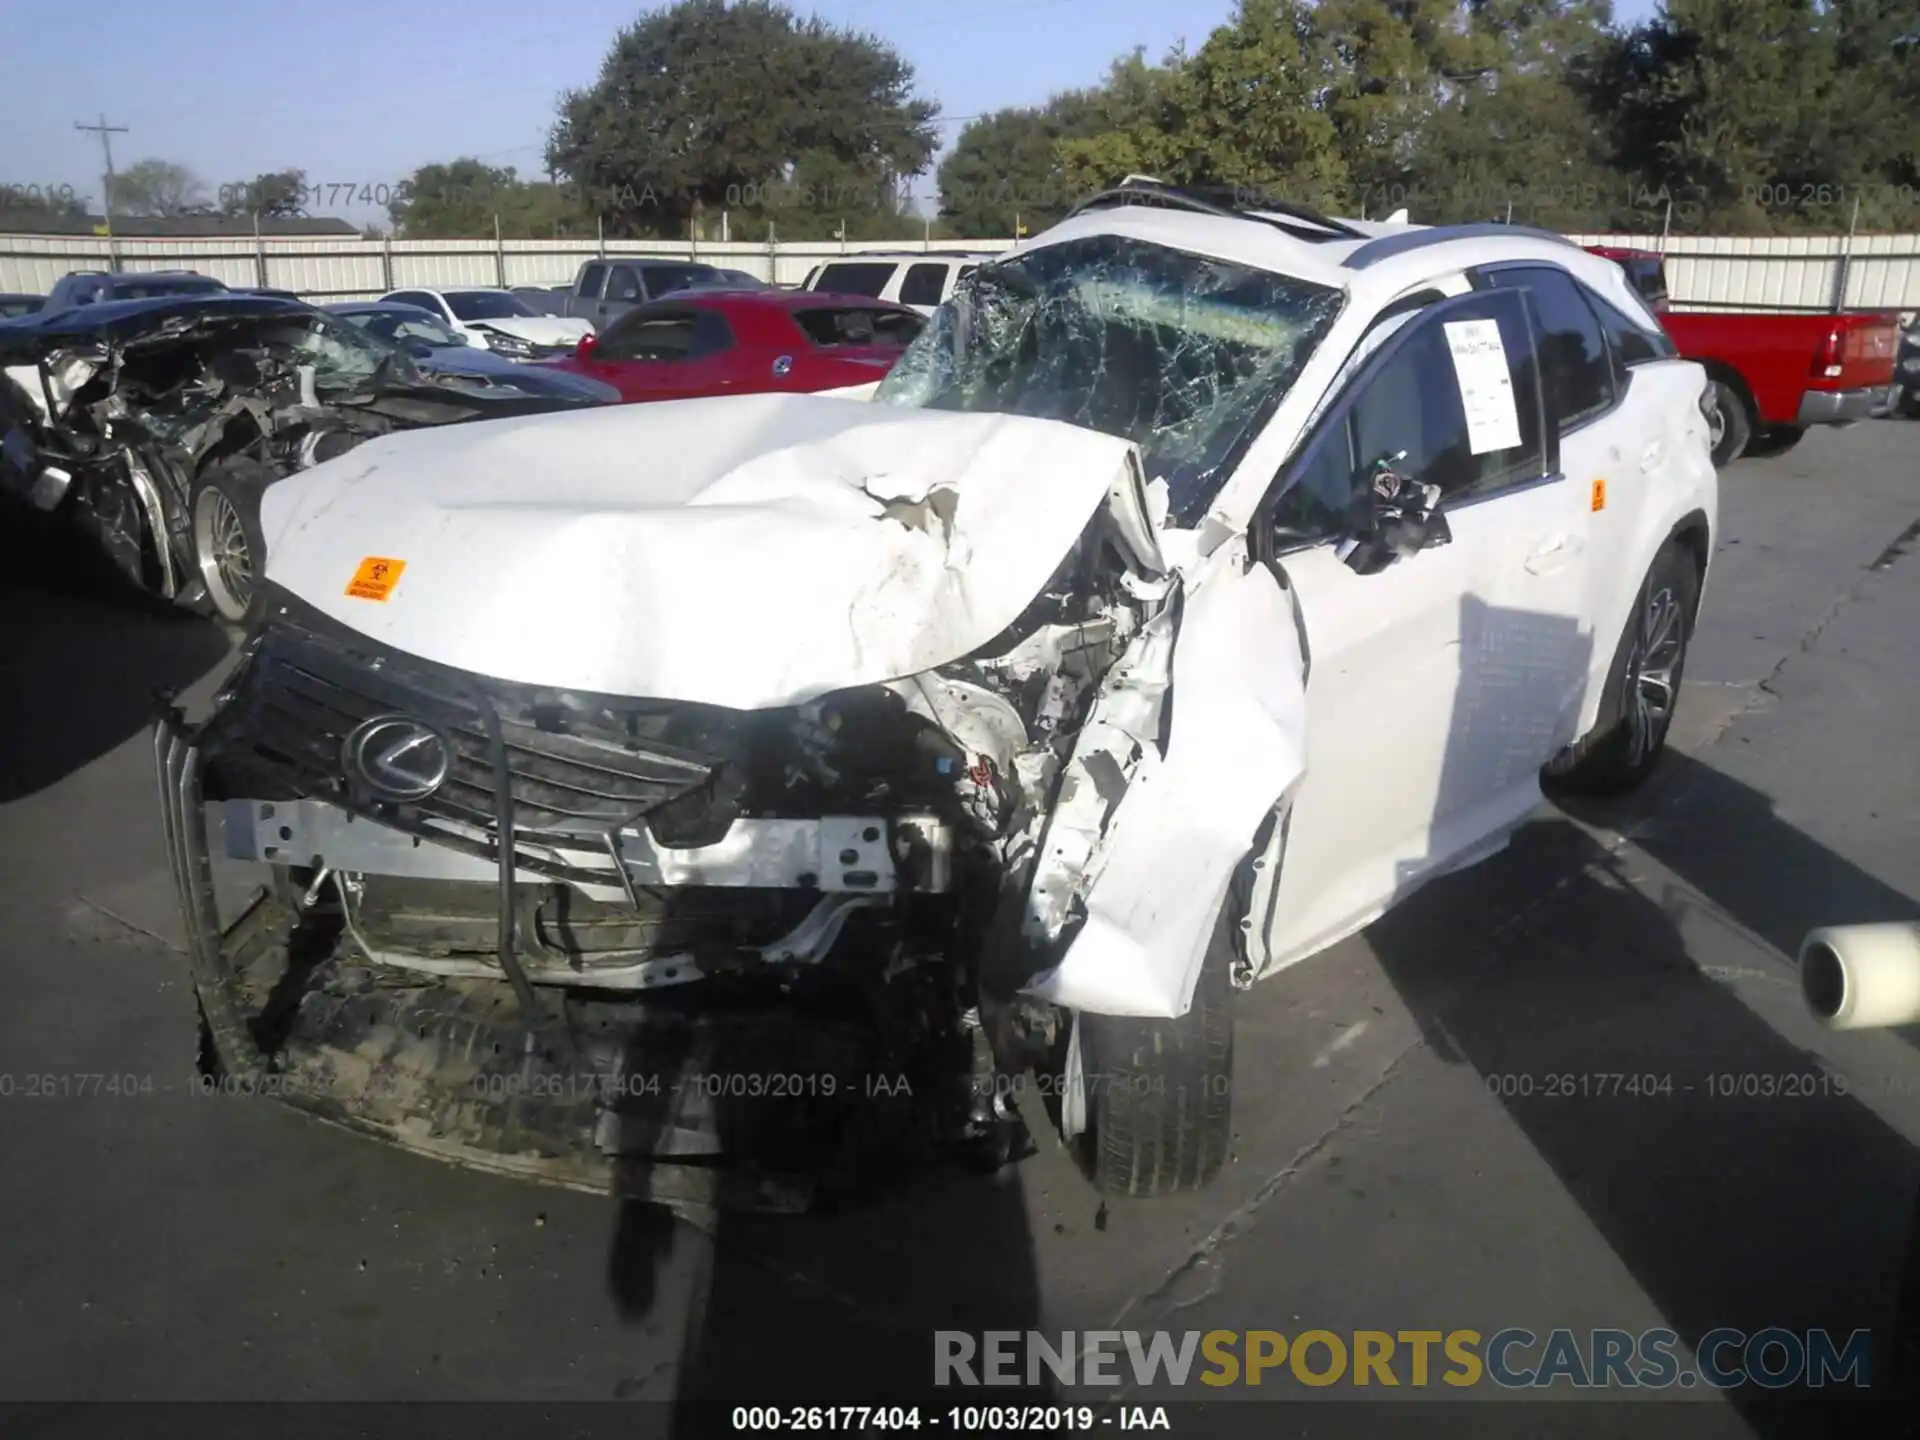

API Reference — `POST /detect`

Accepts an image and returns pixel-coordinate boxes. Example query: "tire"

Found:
[1745,424,1805,459]
[1545,539,1700,797]
[1706,380,1752,468]
[190,461,270,626]
[1076,902,1235,1198]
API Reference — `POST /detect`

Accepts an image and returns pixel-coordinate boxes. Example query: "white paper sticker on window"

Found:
[1443,318,1522,454]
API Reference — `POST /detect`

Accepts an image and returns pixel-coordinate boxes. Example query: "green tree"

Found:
[222,169,311,219]
[1055,48,1196,196]
[1056,3,1354,214]
[937,91,1105,237]
[106,158,208,216]
[1406,0,1626,229]
[1309,0,1493,208]
[388,159,595,238]
[1158,0,1348,206]
[1585,0,1861,232]
[546,0,938,238]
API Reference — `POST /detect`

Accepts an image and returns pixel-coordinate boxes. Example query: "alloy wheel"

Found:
[194,487,254,623]
[1622,582,1684,767]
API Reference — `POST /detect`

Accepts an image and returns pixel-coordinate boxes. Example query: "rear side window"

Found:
[606,267,643,302]
[1482,266,1613,432]
[639,264,718,298]
[1624,258,1669,308]
[793,306,925,349]
[690,311,734,357]
[897,263,947,307]
[598,310,698,361]
[575,263,607,300]
[811,263,895,298]
[1591,292,1673,367]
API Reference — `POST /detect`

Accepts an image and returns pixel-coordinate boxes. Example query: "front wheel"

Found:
[1545,539,1700,797]
[191,462,269,626]
[1075,902,1236,1198]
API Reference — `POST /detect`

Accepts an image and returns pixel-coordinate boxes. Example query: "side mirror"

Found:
[401,337,435,358]
[1339,452,1452,576]
[575,333,598,360]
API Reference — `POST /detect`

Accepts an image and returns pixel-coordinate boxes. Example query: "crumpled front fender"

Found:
[1021,544,1309,1019]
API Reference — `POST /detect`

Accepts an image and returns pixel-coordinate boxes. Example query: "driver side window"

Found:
[1267,289,1548,550]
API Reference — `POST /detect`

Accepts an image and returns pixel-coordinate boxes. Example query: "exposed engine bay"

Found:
[0,296,600,609]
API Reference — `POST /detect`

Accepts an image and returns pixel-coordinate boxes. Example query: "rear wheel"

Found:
[1706,381,1752,468]
[191,461,269,626]
[1077,902,1235,1197]
[1545,540,1700,796]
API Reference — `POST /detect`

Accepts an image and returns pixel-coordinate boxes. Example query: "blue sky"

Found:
[1,0,1663,227]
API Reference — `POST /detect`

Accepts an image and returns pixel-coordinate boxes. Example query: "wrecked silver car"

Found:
[0,293,611,624]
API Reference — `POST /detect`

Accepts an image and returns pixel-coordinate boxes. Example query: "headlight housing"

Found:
[482,331,533,358]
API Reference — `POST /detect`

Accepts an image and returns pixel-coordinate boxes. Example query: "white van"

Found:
[797,251,996,316]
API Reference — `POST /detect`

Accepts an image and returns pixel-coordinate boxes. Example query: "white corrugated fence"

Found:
[0,228,1914,314]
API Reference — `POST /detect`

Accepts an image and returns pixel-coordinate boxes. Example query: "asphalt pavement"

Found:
[1,420,1918,1439]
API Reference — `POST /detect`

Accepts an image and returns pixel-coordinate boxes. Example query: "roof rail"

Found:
[1067,177,1366,242]
[1343,222,1577,270]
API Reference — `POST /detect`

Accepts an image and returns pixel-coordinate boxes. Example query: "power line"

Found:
[75,113,128,234]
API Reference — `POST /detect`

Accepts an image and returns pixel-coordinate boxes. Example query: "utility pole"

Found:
[75,113,128,241]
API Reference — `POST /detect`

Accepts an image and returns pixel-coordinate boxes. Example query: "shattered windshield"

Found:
[874,235,1343,523]
[281,311,411,393]
[348,309,465,349]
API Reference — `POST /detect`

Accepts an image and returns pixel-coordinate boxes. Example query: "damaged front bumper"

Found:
[154,709,967,1211]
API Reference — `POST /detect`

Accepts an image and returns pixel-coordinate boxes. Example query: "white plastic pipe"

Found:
[1800,923,1920,1030]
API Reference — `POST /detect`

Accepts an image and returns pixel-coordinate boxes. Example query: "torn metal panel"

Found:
[1022,541,1309,1019]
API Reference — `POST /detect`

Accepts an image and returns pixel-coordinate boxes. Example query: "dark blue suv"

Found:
[42,268,229,313]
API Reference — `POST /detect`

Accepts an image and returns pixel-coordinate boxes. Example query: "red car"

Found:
[1587,246,1900,466]
[541,289,926,403]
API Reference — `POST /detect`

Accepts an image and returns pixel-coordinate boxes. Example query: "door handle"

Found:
[1524,534,1585,575]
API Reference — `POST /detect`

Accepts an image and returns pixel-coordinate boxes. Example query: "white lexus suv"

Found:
[159,180,1717,1205]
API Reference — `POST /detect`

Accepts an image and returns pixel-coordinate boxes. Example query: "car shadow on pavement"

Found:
[586,903,1055,1432]
[0,497,231,802]
[1365,746,1920,1434]
[1560,751,1920,1061]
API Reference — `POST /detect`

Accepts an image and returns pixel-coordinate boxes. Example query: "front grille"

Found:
[206,620,716,839]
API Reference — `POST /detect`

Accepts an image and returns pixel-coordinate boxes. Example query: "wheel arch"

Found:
[1669,507,1712,625]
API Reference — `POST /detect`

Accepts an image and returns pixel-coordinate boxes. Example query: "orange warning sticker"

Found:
[1590,478,1607,512]
[345,556,406,601]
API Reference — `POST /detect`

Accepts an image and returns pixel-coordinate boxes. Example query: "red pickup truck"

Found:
[1588,247,1902,467]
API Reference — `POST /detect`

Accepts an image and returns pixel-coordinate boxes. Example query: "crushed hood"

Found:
[470,315,593,346]
[258,392,1143,708]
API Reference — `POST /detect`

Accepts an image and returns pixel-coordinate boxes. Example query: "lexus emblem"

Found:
[342,715,452,801]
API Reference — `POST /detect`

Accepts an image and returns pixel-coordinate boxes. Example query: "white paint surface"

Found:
[258,392,1136,709]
